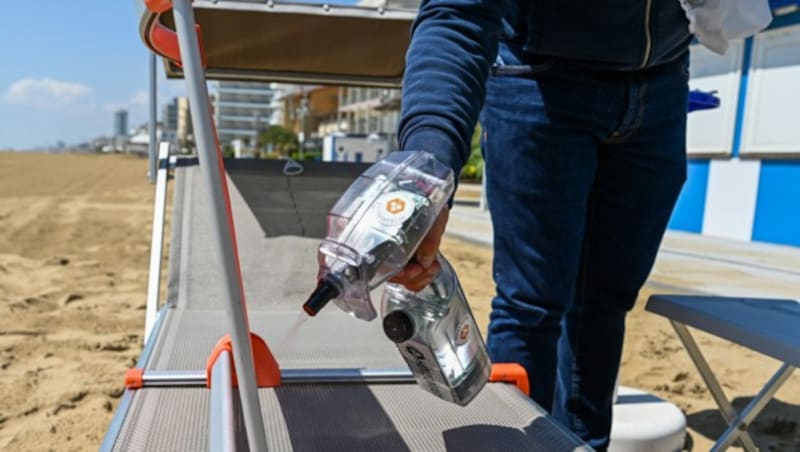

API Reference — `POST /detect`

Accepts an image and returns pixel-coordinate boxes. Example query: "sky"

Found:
[0,0,361,150]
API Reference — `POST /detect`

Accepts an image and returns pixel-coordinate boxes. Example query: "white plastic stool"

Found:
[609,386,686,452]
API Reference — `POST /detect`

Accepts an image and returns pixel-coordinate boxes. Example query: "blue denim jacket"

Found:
[398,0,692,175]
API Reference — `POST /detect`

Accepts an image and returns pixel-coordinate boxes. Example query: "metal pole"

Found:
[209,350,237,452]
[712,364,795,452]
[671,321,757,451]
[171,2,268,451]
[144,143,170,339]
[138,368,417,387]
[281,367,415,384]
[148,52,158,183]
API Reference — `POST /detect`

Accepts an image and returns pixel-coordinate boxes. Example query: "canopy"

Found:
[138,0,417,87]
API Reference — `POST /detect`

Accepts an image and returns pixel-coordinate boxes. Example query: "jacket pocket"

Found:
[491,54,556,76]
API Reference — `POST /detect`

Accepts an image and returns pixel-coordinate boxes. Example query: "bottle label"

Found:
[398,339,454,403]
[374,192,417,228]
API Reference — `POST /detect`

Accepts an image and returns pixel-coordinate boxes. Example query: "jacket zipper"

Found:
[640,0,653,68]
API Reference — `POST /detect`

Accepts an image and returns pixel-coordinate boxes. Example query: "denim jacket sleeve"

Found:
[397,0,505,176]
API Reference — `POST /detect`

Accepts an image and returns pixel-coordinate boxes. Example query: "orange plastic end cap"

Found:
[489,363,530,396]
[124,368,145,390]
[205,333,281,389]
[144,0,173,14]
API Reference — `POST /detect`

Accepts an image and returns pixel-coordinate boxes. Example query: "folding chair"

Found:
[646,294,799,451]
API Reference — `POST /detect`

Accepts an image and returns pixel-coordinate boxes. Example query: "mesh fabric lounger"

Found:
[646,295,799,451]
[108,1,592,450]
[103,161,589,451]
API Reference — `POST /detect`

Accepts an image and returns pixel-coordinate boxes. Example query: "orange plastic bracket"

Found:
[124,368,145,390]
[145,0,173,13]
[206,333,281,388]
[148,22,206,68]
[144,0,207,68]
[489,363,530,396]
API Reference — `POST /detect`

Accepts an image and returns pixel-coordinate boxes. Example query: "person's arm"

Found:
[398,0,504,175]
[392,0,504,290]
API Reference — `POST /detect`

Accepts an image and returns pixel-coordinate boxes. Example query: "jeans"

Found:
[481,43,689,450]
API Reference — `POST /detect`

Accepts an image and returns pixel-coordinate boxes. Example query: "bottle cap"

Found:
[303,279,340,316]
[382,310,415,343]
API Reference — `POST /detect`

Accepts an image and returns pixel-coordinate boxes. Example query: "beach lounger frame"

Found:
[100,1,592,450]
[646,294,799,451]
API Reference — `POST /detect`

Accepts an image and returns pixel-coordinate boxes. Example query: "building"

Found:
[114,109,129,138]
[338,87,401,144]
[280,85,340,143]
[163,98,179,133]
[212,81,276,147]
[176,97,193,150]
[668,2,800,247]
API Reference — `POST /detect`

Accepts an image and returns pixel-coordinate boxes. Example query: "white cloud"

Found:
[129,89,148,107]
[4,78,92,108]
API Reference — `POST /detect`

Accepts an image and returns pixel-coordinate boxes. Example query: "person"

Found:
[388,1,692,449]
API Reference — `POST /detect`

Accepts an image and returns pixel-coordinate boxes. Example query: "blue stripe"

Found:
[752,161,800,247]
[731,37,754,157]
[668,160,710,233]
[770,0,799,11]
[769,6,800,29]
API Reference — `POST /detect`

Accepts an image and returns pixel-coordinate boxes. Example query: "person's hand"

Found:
[389,209,449,292]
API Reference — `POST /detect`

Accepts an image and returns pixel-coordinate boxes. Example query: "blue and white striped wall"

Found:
[668,4,800,247]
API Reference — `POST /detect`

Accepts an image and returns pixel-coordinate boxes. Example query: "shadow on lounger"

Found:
[443,418,584,451]
[275,383,411,452]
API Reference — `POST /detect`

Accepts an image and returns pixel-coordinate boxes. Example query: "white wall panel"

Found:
[702,159,761,241]
[742,25,800,155]
[686,41,743,156]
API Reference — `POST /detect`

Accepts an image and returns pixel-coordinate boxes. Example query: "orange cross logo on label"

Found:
[386,198,406,215]
[374,192,416,227]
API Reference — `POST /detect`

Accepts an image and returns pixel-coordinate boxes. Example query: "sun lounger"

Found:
[101,1,593,450]
[646,294,799,451]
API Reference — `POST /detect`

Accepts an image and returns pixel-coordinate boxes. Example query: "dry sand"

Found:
[0,152,166,451]
[0,151,797,451]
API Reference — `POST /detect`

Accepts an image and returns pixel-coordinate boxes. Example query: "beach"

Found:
[0,152,797,451]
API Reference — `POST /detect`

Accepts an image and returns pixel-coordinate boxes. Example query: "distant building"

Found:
[176,97,193,150]
[280,85,340,144]
[338,87,401,144]
[163,98,179,133]
[273,84,402,162]
[212,81,276,147]
[114,109,129,138]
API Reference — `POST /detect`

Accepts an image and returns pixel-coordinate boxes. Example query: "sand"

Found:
[0,152,167,451]
[0,151,797,451]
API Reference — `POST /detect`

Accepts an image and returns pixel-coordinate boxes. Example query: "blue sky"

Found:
[0,0,360,150]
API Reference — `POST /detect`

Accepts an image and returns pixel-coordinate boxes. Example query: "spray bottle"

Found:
[302,151,454,321]
[381,254,491,406]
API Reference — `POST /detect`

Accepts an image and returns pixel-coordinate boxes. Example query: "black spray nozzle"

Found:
[303,279,340,316]
[382,310,415,343]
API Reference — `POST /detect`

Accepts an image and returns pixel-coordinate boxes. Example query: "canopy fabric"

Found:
[139,0,417,87]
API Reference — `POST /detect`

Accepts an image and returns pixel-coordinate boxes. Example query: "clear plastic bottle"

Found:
[303,151,454,321]
[381,255,491,406]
